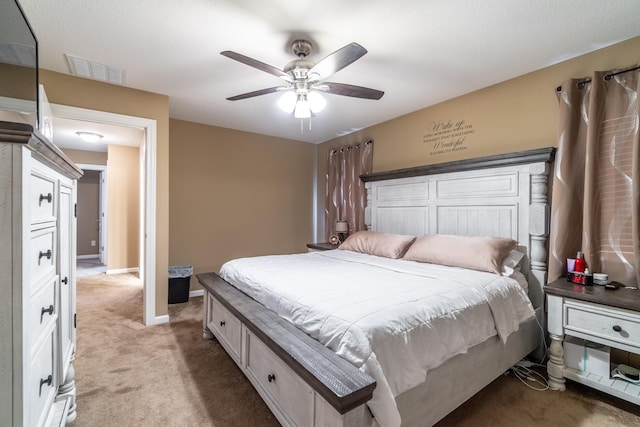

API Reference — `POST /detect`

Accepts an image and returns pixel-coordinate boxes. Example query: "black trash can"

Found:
[168,265,193,304]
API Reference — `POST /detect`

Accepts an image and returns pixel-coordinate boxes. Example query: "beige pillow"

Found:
[338,231,416,259]
[402,234,517,274]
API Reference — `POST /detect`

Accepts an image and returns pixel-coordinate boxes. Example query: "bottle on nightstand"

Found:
[574,251,586,273]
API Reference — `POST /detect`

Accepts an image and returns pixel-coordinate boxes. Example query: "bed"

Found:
[198,147,555,427]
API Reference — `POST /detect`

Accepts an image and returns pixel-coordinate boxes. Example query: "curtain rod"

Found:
[330,140,373,154]
[557,64,640,92]
[604,64,640,80]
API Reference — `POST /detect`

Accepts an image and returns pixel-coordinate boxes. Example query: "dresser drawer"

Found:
[29,227,57,289]
[245,330,314,427]
[565,300,640,350]
[28,278,57,351]
[27,325,58,427]
[30,169,57,225]
[207,293,242,363]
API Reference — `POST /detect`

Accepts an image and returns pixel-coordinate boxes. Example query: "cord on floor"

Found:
[505,360,550,391]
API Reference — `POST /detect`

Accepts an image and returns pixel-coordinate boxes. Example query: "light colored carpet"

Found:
[72,273,640,426]
[76,257,106,278]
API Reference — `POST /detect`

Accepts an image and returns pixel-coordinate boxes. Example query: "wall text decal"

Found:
[423,119,475,155]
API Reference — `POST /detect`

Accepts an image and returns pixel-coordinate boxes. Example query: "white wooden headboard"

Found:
[362,148,555,311]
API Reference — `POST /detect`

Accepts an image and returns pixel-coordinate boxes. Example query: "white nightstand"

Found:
[545,279,640,404]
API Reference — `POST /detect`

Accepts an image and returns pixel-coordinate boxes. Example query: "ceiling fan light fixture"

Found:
[76,131,104,143]
[308,91,326,113]
[222,40,383,126]
[294,96,311,119]
[278,91,297,113]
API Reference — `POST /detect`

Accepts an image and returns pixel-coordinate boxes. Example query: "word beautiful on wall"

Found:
[423,119,475,155]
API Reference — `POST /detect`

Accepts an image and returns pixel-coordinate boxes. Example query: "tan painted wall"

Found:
[0,63,36,101]
[77,170,100,256]
[316,36,640,238]
[169,119,315,291]
[0,63,38,126]
[41,70,170,317]
[61,148,107,166]
[107,145,140,271]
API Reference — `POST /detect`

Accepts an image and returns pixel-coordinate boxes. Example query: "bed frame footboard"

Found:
[198,272,376,427]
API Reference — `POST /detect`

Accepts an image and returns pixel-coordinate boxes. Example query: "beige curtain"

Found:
[549,66,640,287]
[325,140,373,240]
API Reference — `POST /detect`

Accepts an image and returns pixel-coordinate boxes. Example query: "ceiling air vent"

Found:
[0,41,36,66]
[65,54,125,85]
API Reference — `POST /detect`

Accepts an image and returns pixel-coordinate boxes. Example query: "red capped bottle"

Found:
[574,251,586,273]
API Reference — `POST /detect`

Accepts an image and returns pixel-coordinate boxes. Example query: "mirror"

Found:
[0,0,38,129]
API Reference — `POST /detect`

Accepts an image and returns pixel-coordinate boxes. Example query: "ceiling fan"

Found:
[221,40,384,118]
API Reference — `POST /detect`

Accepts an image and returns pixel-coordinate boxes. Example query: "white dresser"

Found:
[0,121,82,427]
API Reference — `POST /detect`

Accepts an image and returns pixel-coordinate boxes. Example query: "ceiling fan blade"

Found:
[221,51,292,82]
[226,86,288,101]
[317,82,384,100]
[309,42,367,80]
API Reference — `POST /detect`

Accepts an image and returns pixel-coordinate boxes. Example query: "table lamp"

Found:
[335,220,349,243]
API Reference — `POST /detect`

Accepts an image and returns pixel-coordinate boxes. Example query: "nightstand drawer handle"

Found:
[268,373,276,383]
[39,249,52,261]
[62,276,68,285]
[613,325,622,332]
[220,320,225,327]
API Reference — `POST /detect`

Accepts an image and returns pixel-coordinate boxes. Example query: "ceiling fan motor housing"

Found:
[291,39,312,58]
[284,40,316,80]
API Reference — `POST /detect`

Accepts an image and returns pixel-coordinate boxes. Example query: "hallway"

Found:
[76,257,106,278]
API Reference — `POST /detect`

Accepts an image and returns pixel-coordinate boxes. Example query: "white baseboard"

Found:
[77,254,99,259]
[106,267,139,275]
[189,289,204,298]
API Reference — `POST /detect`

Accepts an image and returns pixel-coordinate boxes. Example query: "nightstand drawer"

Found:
[565,300,640,350]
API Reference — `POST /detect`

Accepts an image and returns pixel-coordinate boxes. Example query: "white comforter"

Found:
[219,250,534,427]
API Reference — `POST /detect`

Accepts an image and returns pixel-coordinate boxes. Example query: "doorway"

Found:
[76,165,107,276]
[77,166,107,264]
[52,104,161,326]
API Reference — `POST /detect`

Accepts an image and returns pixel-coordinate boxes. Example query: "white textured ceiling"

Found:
[17,0,640,145]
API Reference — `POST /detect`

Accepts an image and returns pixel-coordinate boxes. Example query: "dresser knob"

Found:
[268,374,276,383]
[38,249,52,261]
[39,374,52,395]
[220,320,225,327]
[613,325,622,332]
[39,193,52,204]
